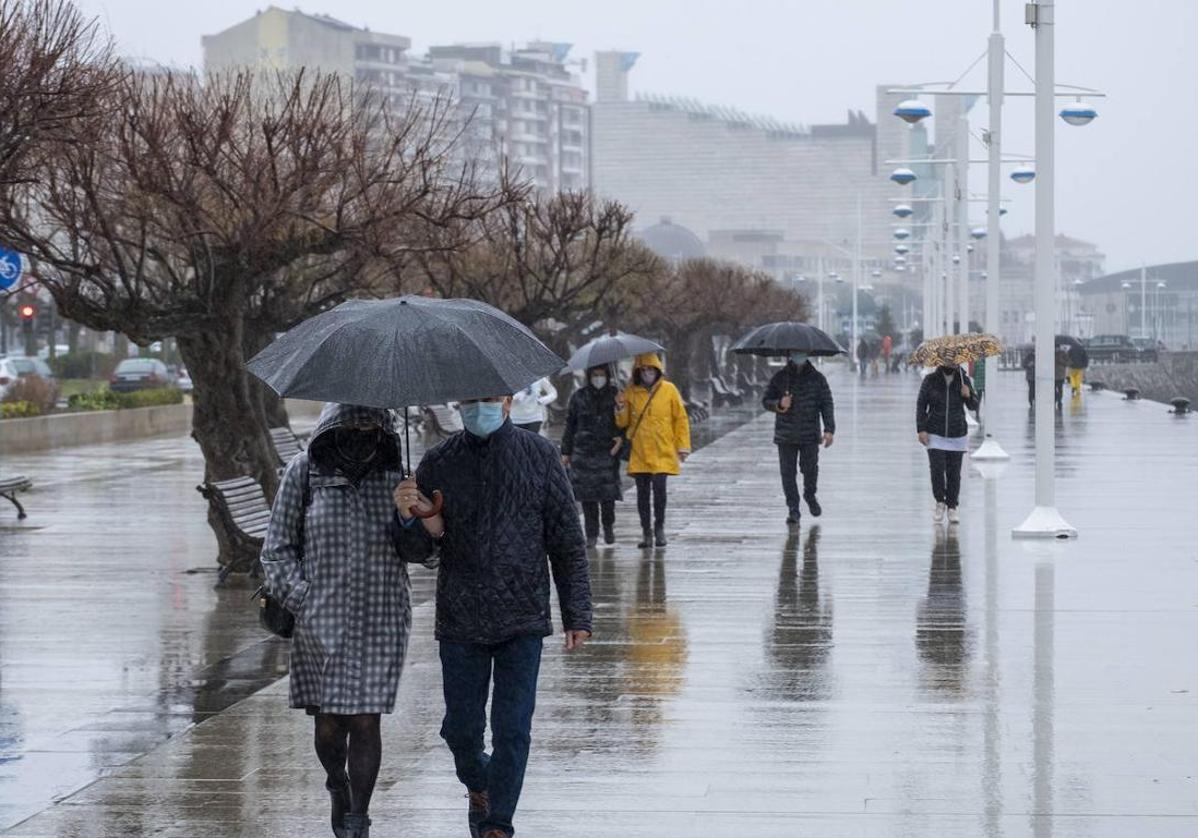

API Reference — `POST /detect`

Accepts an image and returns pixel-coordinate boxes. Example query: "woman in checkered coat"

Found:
[261,403,412,838]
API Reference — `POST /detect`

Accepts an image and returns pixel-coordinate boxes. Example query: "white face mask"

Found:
[590,375,608,389]
[640,369,659,387]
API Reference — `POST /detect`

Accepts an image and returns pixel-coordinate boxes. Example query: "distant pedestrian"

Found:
[1022,348,1036,407]
[1068,344,1089,396]
[1054,347,1069,409]
[857,337,870,378]
[881,334,893,372]
[509,377,558,434]
[616,353,692,548]
[917,362,980,524]
[394,394,592,838]
[561,365,624,547]
[762,353,835,525]
[261,404,412,838]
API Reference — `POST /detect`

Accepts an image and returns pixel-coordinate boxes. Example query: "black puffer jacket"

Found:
[395,420,592,644]
[916,368,981,438]
[560,383,623,503]
[762,362,836,445]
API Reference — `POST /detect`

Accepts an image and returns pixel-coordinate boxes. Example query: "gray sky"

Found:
[75,0,1197,273]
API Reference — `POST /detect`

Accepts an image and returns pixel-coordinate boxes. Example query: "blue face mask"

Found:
[790,353,809,366]
[460,401,506,438]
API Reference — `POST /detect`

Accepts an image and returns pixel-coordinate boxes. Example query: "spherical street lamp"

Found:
[871,269,882,278]
[1011,167,1036,184]
[1060,103,1098,127]
[970,227,987,240]
[894,99,933,125]
[893,204,913,218]
[895,244,910,255]
[890,167,917,185]
[895,255,907,264]
[988,207,1009,216]
[893,228,911,240]
[952,255,961,265]
[895,265,907,273]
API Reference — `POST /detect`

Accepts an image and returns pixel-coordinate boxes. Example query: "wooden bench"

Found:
[710,375,744,407]
[1123,388,1141,401]
[0,475,32,520]
[198,476,272,583]
[1170,397,1191,415]
[270,426,305,468]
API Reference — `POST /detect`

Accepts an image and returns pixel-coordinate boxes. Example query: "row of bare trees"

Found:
[0,0,806,569]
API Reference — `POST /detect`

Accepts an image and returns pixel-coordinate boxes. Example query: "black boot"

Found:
[638,528,653,548]
[326,775,350,838]
[603,524,616,545]
[342,813,371,838]
[654,525,667,547]
[585,534,598,549]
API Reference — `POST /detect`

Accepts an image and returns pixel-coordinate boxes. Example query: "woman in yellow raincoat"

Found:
[615,353,691,548]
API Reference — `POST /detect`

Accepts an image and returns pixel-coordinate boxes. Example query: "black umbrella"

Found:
[730,321,845,357]
[1054,334,1083,349]
[248,296,564,512]
[565,331,663,372]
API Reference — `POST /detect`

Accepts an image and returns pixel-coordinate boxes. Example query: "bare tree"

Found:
[0,67,517,569]
[0,0,123,190]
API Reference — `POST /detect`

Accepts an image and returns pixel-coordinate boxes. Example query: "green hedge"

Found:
[48,351,119,380]
[67,387,184,412]
[0,401,42,419]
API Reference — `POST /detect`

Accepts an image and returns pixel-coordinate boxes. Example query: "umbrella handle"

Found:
[412,489,444,520]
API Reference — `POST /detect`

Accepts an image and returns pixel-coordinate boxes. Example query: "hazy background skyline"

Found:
[74,0,1198,273]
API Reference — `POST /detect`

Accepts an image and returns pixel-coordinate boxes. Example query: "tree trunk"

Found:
[67,320,82,354]
[178,323,281,573]
[243,325,291,430]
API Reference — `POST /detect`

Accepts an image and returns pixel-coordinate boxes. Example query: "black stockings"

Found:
[314,713,382,815]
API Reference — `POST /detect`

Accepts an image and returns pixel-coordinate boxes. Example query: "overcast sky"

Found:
[74,0,1197,273]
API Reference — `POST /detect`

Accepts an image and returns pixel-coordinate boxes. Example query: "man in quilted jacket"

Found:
[393,394,592,838]
[762,355,836,525]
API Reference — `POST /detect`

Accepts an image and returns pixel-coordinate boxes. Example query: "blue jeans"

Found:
[439,634,544,837]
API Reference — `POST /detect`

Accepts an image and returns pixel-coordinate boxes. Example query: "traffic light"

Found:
[18,301,36,356]
[18,302,36,322]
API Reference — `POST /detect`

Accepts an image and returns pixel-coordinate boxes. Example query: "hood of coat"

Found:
[634,352,664,373]
[307,403,402,473]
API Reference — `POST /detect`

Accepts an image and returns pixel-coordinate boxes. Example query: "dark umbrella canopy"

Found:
[247,296,565,408]
[1054,334,1083,349]
[731,321,845,357]
[566,332,664,372]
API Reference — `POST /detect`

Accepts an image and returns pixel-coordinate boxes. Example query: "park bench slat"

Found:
[0,474,32,520]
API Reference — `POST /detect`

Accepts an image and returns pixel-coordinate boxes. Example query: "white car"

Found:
[175,367,194,394]
[0,355,55,400]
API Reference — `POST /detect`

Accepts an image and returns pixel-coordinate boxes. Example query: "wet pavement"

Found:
[1,369,1196,836]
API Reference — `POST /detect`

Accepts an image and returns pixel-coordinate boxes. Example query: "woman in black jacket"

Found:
[561,365,624,547]
[916,362,980,524]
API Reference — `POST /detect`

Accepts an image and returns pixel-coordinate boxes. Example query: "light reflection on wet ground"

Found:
[2,370,1197,836]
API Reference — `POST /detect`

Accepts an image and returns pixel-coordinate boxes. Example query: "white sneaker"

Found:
[948,507,960,524]
[934,502,946,523]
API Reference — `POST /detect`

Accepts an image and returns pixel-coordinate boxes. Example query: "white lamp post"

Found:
[1014,0,1076,539]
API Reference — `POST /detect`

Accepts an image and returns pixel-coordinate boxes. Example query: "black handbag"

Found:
[619,385,660,462]
[252,459,311,639]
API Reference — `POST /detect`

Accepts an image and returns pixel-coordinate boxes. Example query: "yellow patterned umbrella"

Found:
[908,333,1004,367]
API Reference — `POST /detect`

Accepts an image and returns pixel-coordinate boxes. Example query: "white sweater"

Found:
[509,378,558,425]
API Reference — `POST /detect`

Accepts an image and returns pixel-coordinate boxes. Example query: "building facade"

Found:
[1078,261,1198,350]
[202,8,589,193]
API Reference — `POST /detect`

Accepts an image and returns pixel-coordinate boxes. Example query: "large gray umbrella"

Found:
[248,296,564,501]
[566,331,664,372]
[730,321,845,357]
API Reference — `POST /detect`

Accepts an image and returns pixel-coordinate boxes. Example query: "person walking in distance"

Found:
[393,394,592,838]
[561,365,623,548]
[260,405,414,838]
[615,353,692,548]
[916,361,980,525]
[509,377,558,435]
[762,353,835,524]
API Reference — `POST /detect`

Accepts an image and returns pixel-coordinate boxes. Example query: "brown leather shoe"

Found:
[468,791,488,838]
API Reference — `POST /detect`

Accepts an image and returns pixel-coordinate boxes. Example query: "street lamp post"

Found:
[1014,0,1077,539]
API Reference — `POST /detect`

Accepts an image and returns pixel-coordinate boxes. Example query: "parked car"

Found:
[1,355,56,380]
[109,358,173,393]
[0,355,59,405]
[1083,334,1145,364]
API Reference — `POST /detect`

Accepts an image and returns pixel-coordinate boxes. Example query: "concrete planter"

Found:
[0,402,194,453]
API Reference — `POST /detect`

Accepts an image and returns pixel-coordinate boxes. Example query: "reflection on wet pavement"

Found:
[3,370,1198,836]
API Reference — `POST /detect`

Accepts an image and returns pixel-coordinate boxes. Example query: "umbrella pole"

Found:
[404,411,412,477]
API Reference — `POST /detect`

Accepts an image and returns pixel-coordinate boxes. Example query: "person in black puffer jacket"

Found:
[762,356,836,524]
[916,363,981,524]
[393,396,592,838]
[561,365,623,547]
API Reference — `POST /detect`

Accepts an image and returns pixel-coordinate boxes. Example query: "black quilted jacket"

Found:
[395,420,592,644]
[916,368,981,438]
[762,362,836,446]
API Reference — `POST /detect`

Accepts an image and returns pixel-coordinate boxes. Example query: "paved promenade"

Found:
[1,368,1196,836]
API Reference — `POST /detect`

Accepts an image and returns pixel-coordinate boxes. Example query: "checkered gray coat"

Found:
[261,404,412,715]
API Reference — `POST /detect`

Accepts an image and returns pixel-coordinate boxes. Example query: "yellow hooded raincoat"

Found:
[616,353,692,476]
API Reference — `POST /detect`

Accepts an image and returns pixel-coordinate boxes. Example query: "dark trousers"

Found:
[927,448,964,508]
[777,443,820,513]
[440,634,544,837]
[634,473,668,531]
[581,500,615,539]
[514,421,542,434]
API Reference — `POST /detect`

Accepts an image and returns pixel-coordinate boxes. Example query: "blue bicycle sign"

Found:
[0,246,22,291]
